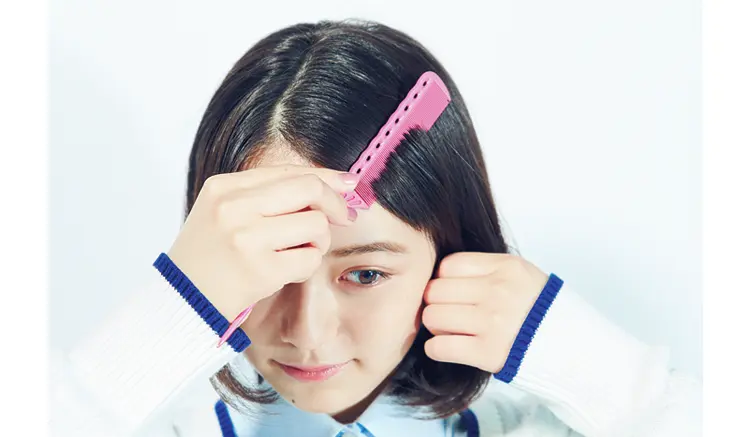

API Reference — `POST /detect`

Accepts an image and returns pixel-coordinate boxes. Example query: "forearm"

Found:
[497,283,701,436]
[51,254,249,436]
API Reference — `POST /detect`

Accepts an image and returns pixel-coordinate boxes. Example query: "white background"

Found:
[50,1,702,376]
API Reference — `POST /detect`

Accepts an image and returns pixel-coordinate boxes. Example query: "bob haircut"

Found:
[185,19,510,419]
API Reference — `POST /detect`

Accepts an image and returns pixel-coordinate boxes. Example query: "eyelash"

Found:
[340,269,391,288]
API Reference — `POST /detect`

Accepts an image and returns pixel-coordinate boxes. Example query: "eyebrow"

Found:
[327,241,409,258]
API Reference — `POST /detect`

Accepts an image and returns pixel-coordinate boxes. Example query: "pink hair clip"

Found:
[217,304,255,348]
[344,71,452,209]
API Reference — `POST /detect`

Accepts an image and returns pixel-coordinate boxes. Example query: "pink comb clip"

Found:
[344,71,451,210]
[218,303,255,348]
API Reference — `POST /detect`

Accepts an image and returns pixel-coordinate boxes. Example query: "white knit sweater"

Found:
[50,256,701,436]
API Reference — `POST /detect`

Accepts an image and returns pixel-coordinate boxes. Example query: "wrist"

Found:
[494,273,564,382]
[163,249,243,321]
[153,253,251,351]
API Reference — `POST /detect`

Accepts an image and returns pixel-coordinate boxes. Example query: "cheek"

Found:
[343,279,427,352]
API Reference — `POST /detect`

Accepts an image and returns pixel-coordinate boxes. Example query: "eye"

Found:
[341,269,389,287]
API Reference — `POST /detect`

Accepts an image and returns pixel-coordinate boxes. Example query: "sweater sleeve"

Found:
[50,253,250,437]
[486,278,701,437]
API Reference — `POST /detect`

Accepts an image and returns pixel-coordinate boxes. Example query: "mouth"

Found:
[275,360,351,382]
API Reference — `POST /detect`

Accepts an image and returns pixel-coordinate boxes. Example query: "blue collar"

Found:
[216,356,479,436]
[215,395,479,437]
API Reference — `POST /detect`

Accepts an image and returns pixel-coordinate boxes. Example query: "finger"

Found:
[260,210,332,253]
[422,304,486,336]
[273,246,324,284]
[423,277,488,305]
[207,165,358,195]
[255,174,354,225]
[424,335,495,372]
[437,252,507,278]
[217,174,353,228]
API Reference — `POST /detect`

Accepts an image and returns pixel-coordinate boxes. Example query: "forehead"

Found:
[254,145,433,254]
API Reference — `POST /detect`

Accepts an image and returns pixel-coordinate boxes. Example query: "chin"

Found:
[278,385,362,415]
[255,359,394,418]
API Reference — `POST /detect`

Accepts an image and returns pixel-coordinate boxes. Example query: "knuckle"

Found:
[438,254,455,270]
[301,174,326,196]
[473,309,491,333]
[488,273,504,293]
[422,305,438,326]
[312,210,330,231]
[504,254,524,271]
[299,250,323,277]
[424,339,437,358]
[230,229,262,255]
[423,283,438,303]
[317,230,332,252]
[213,199,232,227]
[425,338,444,359]
[488,311,503,331]
[307,248,323,265]
[438,252,464,273]
[201,175,225,198]
[228,229,246,250]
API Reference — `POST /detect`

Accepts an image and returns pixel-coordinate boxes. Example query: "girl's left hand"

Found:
[422,252,550,373]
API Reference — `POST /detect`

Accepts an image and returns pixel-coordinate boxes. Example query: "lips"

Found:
[276,361,350,382]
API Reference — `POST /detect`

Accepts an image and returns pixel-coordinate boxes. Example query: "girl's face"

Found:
[241,149,436,420]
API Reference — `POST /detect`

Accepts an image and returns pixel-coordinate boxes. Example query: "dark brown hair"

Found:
[185,19,509,419]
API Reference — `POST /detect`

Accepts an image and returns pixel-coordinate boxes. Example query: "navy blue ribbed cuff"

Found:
[494,273,564,383]
[214,400,238,437]
[153,253,251,353]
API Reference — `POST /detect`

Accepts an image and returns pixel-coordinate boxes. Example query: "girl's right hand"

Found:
[167,165,359,321]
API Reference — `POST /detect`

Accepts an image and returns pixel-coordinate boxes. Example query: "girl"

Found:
[53,20,700,436]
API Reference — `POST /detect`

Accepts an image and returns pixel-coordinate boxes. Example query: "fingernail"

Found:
[339,173,359,185]
[348,207,358,222]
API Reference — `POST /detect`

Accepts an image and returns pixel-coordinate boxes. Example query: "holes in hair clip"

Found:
[356,168,362,174]
[422,80,428,86]
[375,143,381,149]
[413,93,418,98]
[404,105,410,111]
[395,118,400,124]
[366,156,371,161]
[385,130,390,136]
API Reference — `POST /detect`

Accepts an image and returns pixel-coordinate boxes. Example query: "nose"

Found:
[278,280,340,351]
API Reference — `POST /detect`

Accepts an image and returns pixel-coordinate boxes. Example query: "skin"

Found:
[169,143,548,424]
[241,148,437,422]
